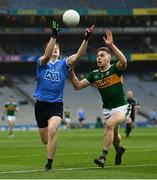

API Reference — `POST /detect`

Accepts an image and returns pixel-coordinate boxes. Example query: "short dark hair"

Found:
[97,47,111,54]
[43,42,60,51]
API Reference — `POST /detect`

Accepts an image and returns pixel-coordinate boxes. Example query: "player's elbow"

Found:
[40,55,50,65]
[73,85,81,90]
[119,60,127,70]
[44,54,51,61]
[73,83,82,90]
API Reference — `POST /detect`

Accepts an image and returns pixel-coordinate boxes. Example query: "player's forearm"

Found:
[77,40,88,57]
[44,37,56,59]
[110,43,127,67]
[67,40,88,67]
[69,70,82,90]
[73,40,88,65]
[76,40,88,58]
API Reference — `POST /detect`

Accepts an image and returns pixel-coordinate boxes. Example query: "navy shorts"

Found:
[35,100,63,128]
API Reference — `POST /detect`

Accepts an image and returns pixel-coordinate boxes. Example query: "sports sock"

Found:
[102,149,108,159]
[47,159,53,166]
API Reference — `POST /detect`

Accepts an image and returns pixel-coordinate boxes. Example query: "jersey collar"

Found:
[49,59,59,64]
[99,65,111,72]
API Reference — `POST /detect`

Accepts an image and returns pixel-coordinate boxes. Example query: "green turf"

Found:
[0,128,157,179]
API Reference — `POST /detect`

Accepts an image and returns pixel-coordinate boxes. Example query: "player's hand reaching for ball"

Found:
[103,29,113,47]
[84,25,95,41]
[51,21,61,38]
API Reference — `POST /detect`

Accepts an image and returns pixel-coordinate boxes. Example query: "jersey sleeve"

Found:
[114,63,123,76]
[13,102,17,107]
[35,57,42,70]
[65,57,70,67]
[61,57,69,78]
[37,57,46,67]
[85,71,94,84]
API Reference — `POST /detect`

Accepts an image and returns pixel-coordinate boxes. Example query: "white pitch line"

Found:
[0,164,157,174]
[0,154,40,158]
[56,164,157,171]
[1,149,155,159]
[0,169,44,174]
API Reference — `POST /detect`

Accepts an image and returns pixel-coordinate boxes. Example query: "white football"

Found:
[63,9,80,27]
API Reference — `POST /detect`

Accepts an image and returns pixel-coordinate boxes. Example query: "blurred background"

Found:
[0,0,157,130]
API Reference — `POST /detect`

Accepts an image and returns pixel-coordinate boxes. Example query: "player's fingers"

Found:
[105,29,112,36]
[103,36,107,42]
[90,24,95,30]
[87,25,95,32]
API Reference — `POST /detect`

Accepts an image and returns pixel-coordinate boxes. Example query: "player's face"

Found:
[97,51,111,68]
[127,91,133,99]
[52,44,60,58]
[9,97,14,102]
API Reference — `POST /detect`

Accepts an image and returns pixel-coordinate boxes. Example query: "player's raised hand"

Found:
[51,21,61,38]
[84,25,95,41]
[103,29,113,47]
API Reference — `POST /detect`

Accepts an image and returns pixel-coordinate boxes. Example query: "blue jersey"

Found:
[78,109,85,119]
[33,58,69,103]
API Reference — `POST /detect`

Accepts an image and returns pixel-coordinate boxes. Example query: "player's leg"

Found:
[45,116,61,171]
[79,119,83,128]
[7,120,12,136]
[94,111,125,168]
[39,127,48,144]
[35,100,48,144]
[125,117,132,137]
[7,116,15,138]
[113,127,121,150]
[113,127,126,165]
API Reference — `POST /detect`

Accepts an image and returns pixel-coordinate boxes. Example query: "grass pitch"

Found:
[0,128,157,179]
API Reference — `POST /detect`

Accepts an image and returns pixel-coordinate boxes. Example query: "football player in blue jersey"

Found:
[33,21,94,171]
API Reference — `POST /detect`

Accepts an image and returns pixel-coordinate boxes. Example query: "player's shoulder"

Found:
[93,69,99,73]
[58,57,68,64]
[5,101,10,105]
[111,63,117,69]
[58,57,67,61]
[87,69,99,76]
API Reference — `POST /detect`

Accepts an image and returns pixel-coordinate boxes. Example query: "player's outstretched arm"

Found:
[103,29,127,70]
[16,106,20,112]
[68,68,89,90]
[67,25,95,67]
[40,21,61,65]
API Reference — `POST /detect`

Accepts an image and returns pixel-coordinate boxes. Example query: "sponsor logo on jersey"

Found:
[44,70,60,82]
[95,73,123,89]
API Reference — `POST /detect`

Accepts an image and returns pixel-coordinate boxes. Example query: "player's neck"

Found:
[100,64,110,71]
[50,57,58,62]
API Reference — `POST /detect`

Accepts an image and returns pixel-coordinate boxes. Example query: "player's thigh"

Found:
[48,116,62,133]
[7,120,14,127]
[107,111,126,127]
[7,116,15,125]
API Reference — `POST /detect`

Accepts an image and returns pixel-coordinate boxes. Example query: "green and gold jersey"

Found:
[64,110,71,118]
[5,102,17,116]
[85,63,127,109]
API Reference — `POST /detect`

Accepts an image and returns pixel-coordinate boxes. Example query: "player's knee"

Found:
[48,127,56,138]
[106,121,114,130]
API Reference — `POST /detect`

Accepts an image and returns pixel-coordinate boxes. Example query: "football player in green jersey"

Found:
[69,29,131,168]
[1,96,19,138]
